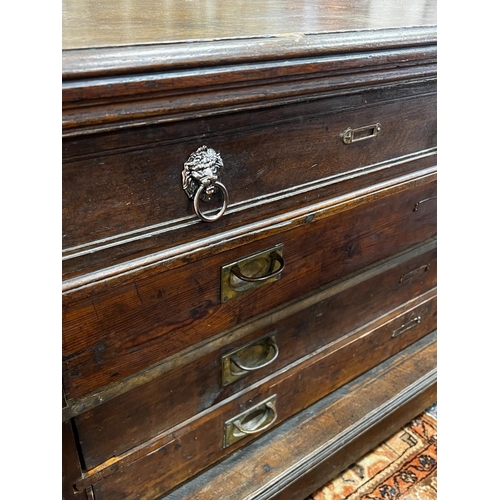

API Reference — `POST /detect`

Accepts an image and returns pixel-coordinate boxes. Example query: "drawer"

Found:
[62,86,436,277]
[77,292,437,499]
[62,170,436,399]
[73,240,436,469]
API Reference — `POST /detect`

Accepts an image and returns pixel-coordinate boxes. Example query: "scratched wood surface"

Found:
[77,305,437,498]
[63,0,437,50]
[74,246,436,468]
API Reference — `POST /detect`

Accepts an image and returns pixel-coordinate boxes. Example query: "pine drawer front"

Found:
[62,170,436,399]
[73,240,436,469]
[62,87,436,277]
[77,292,437,500]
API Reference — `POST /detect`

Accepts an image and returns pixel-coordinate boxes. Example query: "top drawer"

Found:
[62,83,436,277]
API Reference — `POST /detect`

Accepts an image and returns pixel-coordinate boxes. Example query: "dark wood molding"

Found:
[62,167,436,295]
[62,26,436,79]
[62,34,436,136]
[164,331,436,500]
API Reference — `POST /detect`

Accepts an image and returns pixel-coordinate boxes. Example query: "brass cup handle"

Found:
[193,181,229,222]
[232,400,278,436]
[230,337,279,374]
[231,251,285,283]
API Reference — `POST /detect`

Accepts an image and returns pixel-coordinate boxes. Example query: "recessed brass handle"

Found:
[341,123,381,144]
[231,251,285,283]
[233,401,277,435]
[221,244,284,303]
[231,337,279,372]
[221,334,280,386]
[182,145,229,222]
[224,395,278,447]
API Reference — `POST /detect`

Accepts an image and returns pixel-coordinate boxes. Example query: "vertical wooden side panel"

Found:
[63,420,87,499]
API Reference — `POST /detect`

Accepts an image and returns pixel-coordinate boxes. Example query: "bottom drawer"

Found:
[80,290,437,499]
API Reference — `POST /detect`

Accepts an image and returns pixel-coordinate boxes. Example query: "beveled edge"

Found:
[62,26,437,80]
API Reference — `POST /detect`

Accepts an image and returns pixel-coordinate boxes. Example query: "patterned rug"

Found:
[307,404,437,500]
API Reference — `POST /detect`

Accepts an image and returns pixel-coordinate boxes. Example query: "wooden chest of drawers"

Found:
[62,1,437,498]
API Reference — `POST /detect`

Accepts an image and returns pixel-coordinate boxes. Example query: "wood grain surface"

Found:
[62,0,437,50]
[75,299,436,497]
[166,332,436,500]
[74,245,436,468]
[62,172,436,399]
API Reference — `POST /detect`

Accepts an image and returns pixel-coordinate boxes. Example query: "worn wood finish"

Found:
[62,59,436,135]
[272,383,437,500]
[62,2,437,498]
[75,297,436,497]
[62,238,436,421]
[63,151,436,280]
[74,244,436,468]
[62,90,436,262]
[166,345,437,500]
[63,171,436,399]
[63,420,88,499]
[62,0,437,51]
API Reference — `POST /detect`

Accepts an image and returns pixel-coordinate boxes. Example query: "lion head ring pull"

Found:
[182,146,229,222]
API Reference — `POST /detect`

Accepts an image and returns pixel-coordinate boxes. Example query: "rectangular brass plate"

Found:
[220,244,284,303]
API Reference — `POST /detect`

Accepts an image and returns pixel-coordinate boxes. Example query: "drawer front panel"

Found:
[62,90,436,256]
[87,294,437,500]
[74,242,436,469]
[62,172,436,399]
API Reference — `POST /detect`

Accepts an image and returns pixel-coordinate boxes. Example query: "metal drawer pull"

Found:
[231,337,279,372]
[221,244,284,303]
[231,251,285,283]
[341,123,381,144]
[224,395,278,447]
[392,316,421,338]
[182,145,229,222]
[221,334,279,386]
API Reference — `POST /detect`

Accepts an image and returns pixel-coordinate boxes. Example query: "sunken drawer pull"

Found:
[392,316,421,338]
[221,244,284,303]
[341,123,381,144]
[221,333,279,386]
[182,145,229,222]
[223,395,278,447]
[231,251,284,283]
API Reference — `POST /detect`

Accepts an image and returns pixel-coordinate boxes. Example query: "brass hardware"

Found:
[399,264,430,283]
[392,316,421,338]
[220,244,284,303]
[341,123,381,144]
[223,395,278,447]
[182,145,229,222]
[413,196,437,211]
[221,333,279,386]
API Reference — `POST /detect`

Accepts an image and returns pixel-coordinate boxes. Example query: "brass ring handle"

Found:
[232,401,278,435]
[230,337,279,373]
[231,251,285,283]
[193,181,229,222]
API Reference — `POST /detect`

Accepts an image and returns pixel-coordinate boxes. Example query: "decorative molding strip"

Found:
[62,27,437,79]
[62,149,436,261]
[62,166,436,295]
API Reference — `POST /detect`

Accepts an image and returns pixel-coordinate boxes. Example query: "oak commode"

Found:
[62,1,437,498]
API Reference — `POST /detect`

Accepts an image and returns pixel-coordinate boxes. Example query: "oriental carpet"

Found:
[307,404,437,500]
